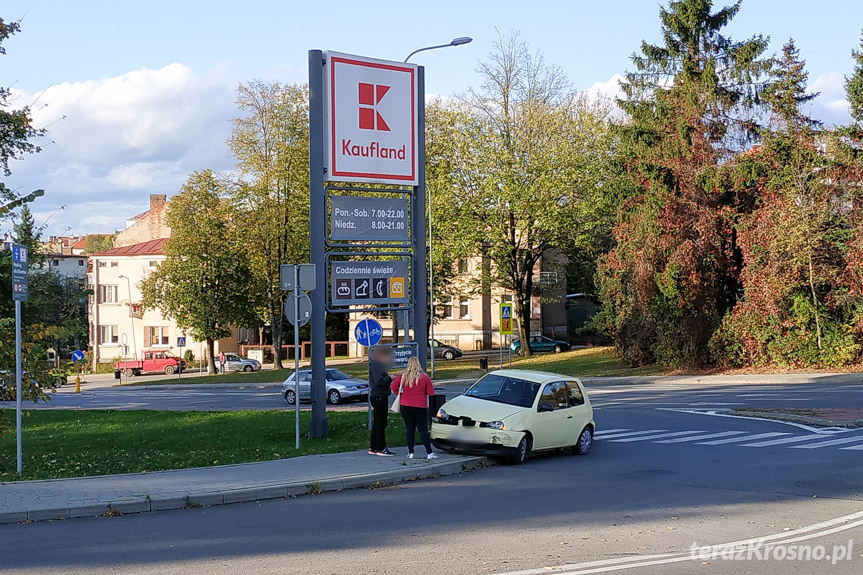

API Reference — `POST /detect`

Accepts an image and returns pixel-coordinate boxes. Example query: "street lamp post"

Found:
[404,36,472,378]
[117,275,137,360]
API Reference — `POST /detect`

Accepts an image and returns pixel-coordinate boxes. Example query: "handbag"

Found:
[390,380,403,413]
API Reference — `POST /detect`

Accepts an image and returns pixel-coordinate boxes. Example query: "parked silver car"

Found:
[281,368,369,405]
[215,353,262,373]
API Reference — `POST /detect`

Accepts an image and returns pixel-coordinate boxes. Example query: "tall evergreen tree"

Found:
[845,31,863,125]
[595,0,769,366]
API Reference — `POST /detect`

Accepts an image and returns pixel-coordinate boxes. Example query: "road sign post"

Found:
[283,263,317,448]
[500,302,513,369]
[12,244,28,474]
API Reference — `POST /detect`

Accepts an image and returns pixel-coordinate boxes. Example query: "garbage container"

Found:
[428,393,447,426]
[479,357,488,370]
[114,370,121,380]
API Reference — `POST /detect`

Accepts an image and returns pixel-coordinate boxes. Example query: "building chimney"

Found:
[149,194,167,211]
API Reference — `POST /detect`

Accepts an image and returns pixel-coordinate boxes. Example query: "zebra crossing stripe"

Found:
[609,430,706,443]
[595,429,668,440]
[790,435,863,449]
[592,429,629,437]
[740,434,836,447]
[656,431,747,444]
[697,432,789,445]
[841,443,863,450]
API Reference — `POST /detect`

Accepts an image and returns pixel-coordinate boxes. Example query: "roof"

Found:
[128,209,150,221]
[487,369,573,383]
[71,235,109,250]
[89,238,169,257]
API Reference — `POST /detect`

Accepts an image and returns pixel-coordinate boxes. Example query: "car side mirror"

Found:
[538,403,554,413]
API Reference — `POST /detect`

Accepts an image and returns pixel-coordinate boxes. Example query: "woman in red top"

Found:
[391,357,438,459]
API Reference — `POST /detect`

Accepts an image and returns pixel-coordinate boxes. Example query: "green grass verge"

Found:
[0,409,405,482]
[127,346,661,386]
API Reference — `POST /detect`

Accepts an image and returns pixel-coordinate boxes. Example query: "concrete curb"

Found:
[732,409,863,428]
[0,456,489,524]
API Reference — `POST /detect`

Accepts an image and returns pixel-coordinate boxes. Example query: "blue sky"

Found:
[3,0,863,236]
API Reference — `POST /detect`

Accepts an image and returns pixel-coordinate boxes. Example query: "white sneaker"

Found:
[426,452,438,460]
[407,453,414,459]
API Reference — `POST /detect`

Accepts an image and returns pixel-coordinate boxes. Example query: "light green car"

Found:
[431,369,594,464]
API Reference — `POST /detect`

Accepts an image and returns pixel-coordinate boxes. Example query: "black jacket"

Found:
[369,359,392,399]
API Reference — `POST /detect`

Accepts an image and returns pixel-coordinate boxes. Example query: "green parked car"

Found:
[510,335,571,356]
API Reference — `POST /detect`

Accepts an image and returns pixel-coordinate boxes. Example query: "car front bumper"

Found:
[430,423,525,457]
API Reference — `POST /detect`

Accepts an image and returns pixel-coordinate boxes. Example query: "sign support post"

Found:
[293,265,301,449]
[412,66,428,369]
[308,49,329,439]
[12,243,28,475]
[15,299,22,474]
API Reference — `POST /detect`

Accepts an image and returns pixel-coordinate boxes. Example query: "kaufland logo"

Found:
[326,52,418,185]
[359,83,390,131]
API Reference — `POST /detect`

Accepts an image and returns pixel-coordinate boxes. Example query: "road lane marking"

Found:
[696,432,789,445]
[840,443,863,450]
[656,430,747,443]
[490,509,863,575]
[790,435,863,449]
[740,435,834,447]
[591,429,629,436]
[608,430,706,442]
[594,429,668,440]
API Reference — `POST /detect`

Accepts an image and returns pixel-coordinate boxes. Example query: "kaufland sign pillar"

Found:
[308,50,427,438]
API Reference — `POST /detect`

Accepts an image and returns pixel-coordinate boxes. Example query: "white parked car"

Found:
[281,368,370,405]
[431,369,594,464]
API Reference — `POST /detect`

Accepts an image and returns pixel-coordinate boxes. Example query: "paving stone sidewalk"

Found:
[0,450,486,524]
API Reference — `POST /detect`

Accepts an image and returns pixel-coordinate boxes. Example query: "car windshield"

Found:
[464,374,540,408]
[327,370,352,381]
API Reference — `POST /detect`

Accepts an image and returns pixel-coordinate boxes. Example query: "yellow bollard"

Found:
[75,375,81,393]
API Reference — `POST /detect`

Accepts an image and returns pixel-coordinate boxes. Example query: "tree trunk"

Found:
[268,292,284,369]
[514,294,532,358]
[808,257,823,350]
[206,337,216,374]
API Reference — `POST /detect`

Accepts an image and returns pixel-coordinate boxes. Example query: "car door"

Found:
[299,372,313,400]
[528,381,571,449]
[564,380,591,438]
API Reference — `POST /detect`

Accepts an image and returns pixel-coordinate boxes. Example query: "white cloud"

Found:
[808,72,851,127]
[4,63,239,236]
[584,73,625,103]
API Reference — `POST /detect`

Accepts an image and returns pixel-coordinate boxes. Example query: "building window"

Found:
[51,259,59,267]
[78,259,84,266]
[438,297,454,320]
[100,325,119,345]
[110,261,118,268]
[146,326,170,347]
[459,296,470,319]
[98,261,107,268]
[99,285,119,304]
[457,258,468,274]
[149,260,158,267]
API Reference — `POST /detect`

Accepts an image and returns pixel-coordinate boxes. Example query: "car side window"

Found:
[539,382,568,411]
[566,381,585,406]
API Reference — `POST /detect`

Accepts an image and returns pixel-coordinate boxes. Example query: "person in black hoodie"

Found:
[369,346,395,456]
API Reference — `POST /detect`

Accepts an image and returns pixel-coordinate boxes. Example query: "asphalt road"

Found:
[2,379,863,574]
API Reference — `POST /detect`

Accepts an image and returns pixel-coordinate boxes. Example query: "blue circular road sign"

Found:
[71,350,85,362]
[355,318,383,347]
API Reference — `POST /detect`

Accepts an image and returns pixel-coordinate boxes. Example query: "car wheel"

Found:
[510,436,531,465]
[573,426,593,455]
[285,390,296,405]
[164,365,175,375]
[243,365,252,372]
[328,389,341,405]
[553,344,563,353]
[123,368,134,377]
[443,350,455,361]
[514,347,522,356]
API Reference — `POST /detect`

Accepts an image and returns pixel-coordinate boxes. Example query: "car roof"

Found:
[483,369,579,384]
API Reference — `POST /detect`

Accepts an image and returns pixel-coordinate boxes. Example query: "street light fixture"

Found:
[404,36,473,63]
[117,275,137,360]
[403,36,472,378]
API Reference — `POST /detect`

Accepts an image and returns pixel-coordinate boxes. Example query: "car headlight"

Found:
[436,408,448,420]
[485,421,505,430]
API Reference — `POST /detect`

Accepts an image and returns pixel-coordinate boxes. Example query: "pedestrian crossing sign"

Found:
[500,302,513,335]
